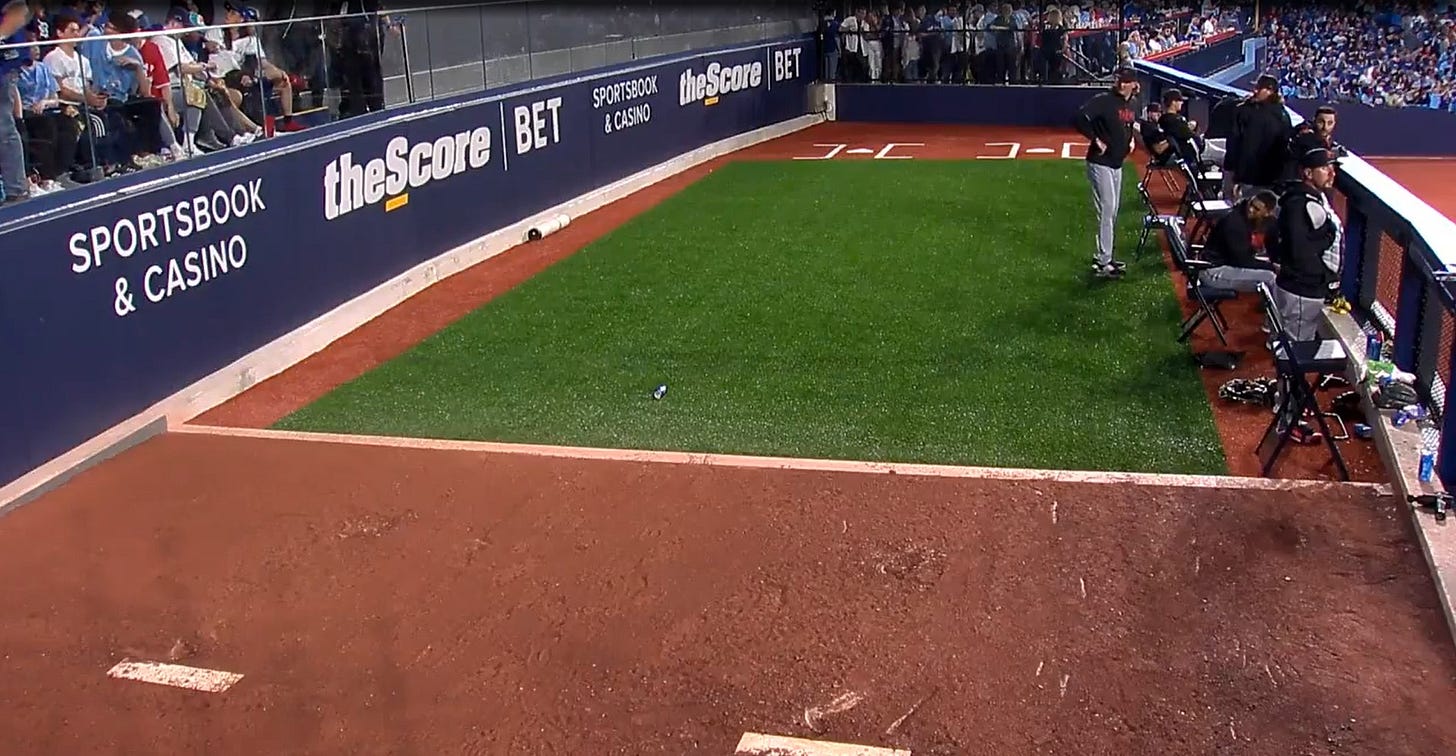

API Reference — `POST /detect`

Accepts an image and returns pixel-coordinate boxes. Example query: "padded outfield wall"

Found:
[0,36,818,497]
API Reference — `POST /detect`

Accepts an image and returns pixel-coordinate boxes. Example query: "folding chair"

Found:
[1254,283,1351,481]
[1176,158,1232,251]
[1135,124,1181,198]
[1167,219,1236,346]
[1134,177,1181,260]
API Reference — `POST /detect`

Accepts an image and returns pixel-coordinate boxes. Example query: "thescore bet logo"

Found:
[323,126,493,220]
[679,60,764,106]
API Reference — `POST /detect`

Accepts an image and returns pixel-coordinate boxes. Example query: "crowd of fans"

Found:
[820,1,1242,84]
[0,0,392,206]
[1262,1,1456,109]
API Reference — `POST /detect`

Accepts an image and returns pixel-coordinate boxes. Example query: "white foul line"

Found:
[107,661,244,693]
[736,732,910,755]
[793,143,848,160]
[978,141,1020,159]
[874,142,923,159]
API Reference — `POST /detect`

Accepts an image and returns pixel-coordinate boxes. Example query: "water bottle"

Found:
[1394,404,1429,427]
[1419,430,1437,483]
[652,384,668,400]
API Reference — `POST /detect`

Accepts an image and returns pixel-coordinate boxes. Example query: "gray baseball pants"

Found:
[1086,161,1122,266]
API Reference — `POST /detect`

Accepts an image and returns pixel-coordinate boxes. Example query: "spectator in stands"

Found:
[1226,74,1293,199]
[156,9,247,153]
[864,10,883,82]
[93,13,167,167]
[1039,6,1069,84]
[217,3,303,131]
[1198,189,1279,293]
[45,15,138,177]
[1264,2,1456,109]
[820,8,839,83]
[17,32,82,192]
[135,19,187,159]
[1158,87,1227,166]
[839,7,866,82]
[1,0,31,205]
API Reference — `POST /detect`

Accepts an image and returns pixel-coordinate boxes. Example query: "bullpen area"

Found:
[2,124,1453,755]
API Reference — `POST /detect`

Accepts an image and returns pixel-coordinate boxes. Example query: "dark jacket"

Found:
[1157,111,1201,165]
[1227,98,1293,187]
[1268,185,1342,299]
[1202,201,1273,270]
[1204,94,1242,139]
[1073,91,1136,168]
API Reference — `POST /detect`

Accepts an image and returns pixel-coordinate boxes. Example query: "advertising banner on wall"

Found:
[0,37,814,489]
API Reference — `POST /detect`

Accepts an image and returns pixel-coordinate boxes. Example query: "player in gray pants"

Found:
[1072,69,1140,279]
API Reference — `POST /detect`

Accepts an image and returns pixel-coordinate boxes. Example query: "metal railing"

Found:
[0,1,813,202]
[812,8,1245,86]
[1133,58,1456,487]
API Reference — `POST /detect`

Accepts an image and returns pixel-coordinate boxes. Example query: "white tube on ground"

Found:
[527,213,572,241]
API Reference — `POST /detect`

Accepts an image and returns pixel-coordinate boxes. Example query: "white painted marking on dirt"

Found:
[1023,147,1055,154]
[1061,141,1086,159]
[874,142,923,159]
[804,691,863,732]
[978,141,1020,159]
[845,148,875,155]
[794,143,848,160]
[736,732,910,756]
[107,661,243,692]
[176,425,1392,493]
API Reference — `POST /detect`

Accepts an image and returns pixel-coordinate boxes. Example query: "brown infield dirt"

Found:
[0,431,1454,755]
[4,123,1456,755]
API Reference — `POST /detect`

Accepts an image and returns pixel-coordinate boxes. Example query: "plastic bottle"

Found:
[652,384,668,400]
[1366,331,1383,362]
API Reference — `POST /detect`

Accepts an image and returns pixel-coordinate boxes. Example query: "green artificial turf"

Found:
[275,159,1227,475]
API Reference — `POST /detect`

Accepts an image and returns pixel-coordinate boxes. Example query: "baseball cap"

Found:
[1298,147,1338,169]
[1255,74,1279,90]
[1162,87,1186,103]
[224,2,260,21]
[1115,67,1138,83]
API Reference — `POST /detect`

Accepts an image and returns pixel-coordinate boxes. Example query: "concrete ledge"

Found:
[1324,308,1456,654]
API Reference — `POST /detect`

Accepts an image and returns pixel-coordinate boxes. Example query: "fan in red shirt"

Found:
[136,22,187,158]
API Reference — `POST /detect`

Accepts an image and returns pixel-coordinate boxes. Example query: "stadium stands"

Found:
[820,1,1245,84]
[1262,1,1456,110]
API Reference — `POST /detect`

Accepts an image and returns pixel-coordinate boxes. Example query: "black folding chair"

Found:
[1254,283,1351,481]
[1176,159,1232,250]
[1167,219,1235,346]
[1134,176,1181,260]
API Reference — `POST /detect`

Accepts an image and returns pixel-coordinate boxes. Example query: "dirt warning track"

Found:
[0,430,1452,755]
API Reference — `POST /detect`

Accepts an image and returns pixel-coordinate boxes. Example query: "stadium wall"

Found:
[0,35,819,505]
[832,84,1103,127]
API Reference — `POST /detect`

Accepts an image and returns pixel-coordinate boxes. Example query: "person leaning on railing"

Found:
[1,0,33,205]
[1266,147,1343,342]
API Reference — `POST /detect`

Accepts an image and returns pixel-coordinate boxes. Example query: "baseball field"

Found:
[271,159,1227,475]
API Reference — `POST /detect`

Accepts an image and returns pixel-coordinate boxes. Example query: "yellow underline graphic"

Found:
[385,194,409,211]
[704,96,719,106]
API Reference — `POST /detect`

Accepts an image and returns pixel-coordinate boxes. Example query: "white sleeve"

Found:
[1304,200,1328,229]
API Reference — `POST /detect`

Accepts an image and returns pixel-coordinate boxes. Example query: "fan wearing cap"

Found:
[1157,88,1226,167]
[1266,147,1343,342]
[219,3,298,127]
[1226,74,1294,200]
[1071,67,1139,279]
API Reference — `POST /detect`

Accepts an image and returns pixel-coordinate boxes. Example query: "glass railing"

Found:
[812,7,1245,86]
[0,1,815,205]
